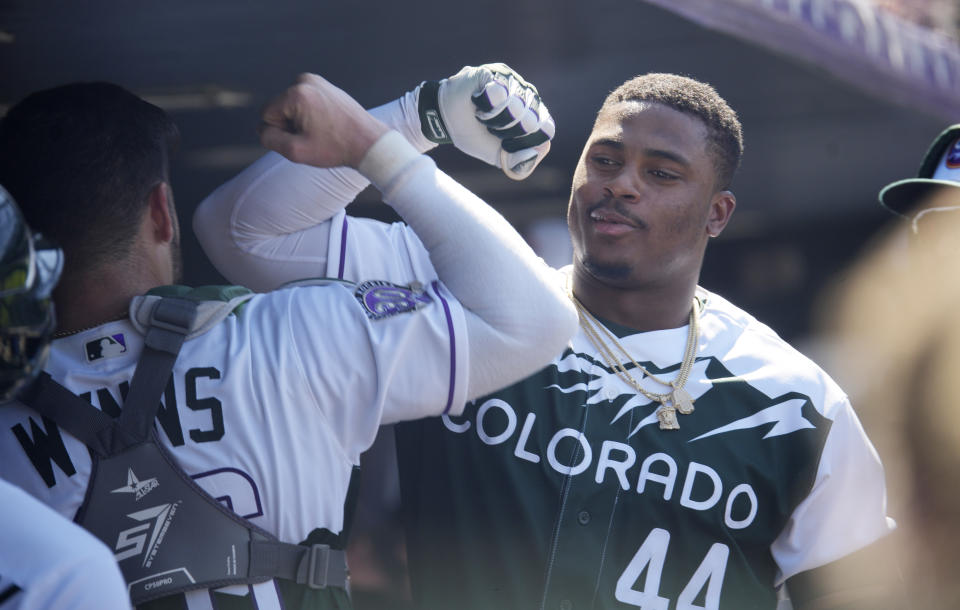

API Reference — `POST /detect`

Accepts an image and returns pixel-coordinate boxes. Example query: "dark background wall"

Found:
[1,0,947,345]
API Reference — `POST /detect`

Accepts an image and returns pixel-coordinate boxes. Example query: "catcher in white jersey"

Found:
[0,186,130,610]
[196,66,897,609]
[0,73,576,610]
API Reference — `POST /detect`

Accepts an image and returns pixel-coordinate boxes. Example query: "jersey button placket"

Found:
[559,599,573,610]
[577,510,591,525]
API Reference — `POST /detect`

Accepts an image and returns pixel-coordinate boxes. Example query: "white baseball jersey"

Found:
[0,279,468,610]
[0,477,130,610]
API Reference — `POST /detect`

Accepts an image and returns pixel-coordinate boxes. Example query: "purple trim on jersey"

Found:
[208,587,216,608]
[274,579,288,610]
[432,280,457,414]
[190,467,264,519]
[337,218,348,280]
[248,584,259,609]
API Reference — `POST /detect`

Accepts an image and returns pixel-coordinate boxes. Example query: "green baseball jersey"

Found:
[192,171,893,610]
[396,287,891,610]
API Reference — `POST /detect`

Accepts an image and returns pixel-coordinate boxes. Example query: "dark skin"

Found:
[568,101,899,609]
[567,101,736,332]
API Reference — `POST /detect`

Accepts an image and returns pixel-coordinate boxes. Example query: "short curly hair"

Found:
[600,73,743,190]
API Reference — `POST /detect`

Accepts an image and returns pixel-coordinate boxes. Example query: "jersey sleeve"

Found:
[200,126,576,411]
[193,93,434,293]
[249,280,468,462]
[770,396,896,585]
[324,211,436,283]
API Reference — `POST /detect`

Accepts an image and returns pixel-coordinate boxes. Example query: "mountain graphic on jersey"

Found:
[540,347,823,443]
[399,343,833,610]
[437,345,831,506]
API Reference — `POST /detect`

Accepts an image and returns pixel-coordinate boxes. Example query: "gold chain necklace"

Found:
[52,313,129,339]
[570,291,700,430]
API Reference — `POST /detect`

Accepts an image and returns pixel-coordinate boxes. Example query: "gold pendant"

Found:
[672,387,695,415]
[657,405,680,430]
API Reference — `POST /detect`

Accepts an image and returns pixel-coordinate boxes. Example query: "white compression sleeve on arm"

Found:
[193,91,435,292]
[359,131,577,399]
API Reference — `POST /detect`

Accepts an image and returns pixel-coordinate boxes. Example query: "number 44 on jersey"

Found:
[616,528,729,610]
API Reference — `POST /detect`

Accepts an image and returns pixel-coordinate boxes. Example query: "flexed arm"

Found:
[251,73,574,398]
[193,63,555,292]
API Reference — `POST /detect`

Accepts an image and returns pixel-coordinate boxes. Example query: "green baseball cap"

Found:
[879,124,960,217]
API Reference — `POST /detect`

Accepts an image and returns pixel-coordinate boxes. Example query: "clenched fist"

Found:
[259,73,390,169]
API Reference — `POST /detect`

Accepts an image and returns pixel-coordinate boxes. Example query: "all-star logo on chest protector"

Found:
[354,280,432,320]
[111,468,159,501]
[17,292,350,604]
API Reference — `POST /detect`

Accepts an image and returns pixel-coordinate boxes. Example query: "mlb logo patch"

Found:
[86,333,127,362]
[947,136,960,169]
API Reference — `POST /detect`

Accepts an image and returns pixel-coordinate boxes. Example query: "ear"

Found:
[706,190,736,238]
[146,182,175,244]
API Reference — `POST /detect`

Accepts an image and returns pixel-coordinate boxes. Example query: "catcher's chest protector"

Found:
[19,296,347,605]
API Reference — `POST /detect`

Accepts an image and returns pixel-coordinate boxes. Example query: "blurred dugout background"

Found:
[2,0,958,607]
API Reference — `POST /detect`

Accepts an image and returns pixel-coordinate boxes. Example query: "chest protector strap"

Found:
[19,297,348,604]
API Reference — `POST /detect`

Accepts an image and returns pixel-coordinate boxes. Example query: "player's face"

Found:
[566,101,734,290]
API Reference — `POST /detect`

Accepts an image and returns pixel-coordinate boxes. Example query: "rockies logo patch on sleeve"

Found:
[354,280,433,320]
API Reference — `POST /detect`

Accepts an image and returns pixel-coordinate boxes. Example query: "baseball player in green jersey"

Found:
[0,73,575,609]
[196,66,896,609]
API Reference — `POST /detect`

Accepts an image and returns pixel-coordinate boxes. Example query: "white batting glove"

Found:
[416,63,555,180]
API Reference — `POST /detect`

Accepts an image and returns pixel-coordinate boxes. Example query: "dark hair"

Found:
[0,82,179,271]
[600,73,743,190]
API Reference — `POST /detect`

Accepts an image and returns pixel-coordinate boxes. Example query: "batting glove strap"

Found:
[418,80,453,144]
[415,63,555,180]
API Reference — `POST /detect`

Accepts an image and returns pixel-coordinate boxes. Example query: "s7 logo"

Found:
[114,502,178,566]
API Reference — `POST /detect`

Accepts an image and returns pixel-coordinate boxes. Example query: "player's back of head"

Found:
[0,82,179,272]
